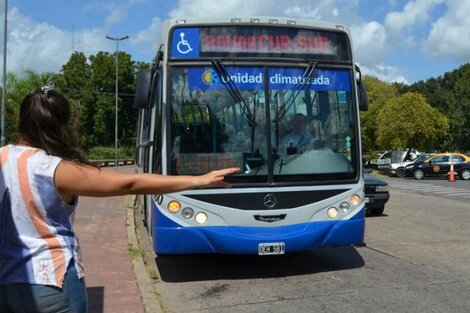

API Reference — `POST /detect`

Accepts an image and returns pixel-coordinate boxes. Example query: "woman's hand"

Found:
[196,167,241,188]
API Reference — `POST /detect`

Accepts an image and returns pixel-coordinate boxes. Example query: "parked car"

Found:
[372,149,420,173]
[364,173,390,216]
[390,153,434,178]
[404,152,470,180]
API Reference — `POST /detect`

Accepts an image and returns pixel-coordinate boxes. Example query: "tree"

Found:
[376,92,448,151]
[59,52,94,148]
[402,63,470,151]
[4,71,58,143]
[89,51,138,147]
[360,76,398,153]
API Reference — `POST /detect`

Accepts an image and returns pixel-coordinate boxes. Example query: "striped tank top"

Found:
[0,145,83,288]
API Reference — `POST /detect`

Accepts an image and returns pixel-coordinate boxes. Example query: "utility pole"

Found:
[1,0,8,146]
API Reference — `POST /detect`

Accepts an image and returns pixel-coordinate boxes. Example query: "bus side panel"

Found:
[152,201,365,254]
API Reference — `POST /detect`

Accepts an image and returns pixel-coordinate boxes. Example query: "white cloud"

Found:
[361,64,408,84]
[423,0,470,61]
[131,17,162,54]
[384,0,444,38]
[350,22,388,65]
[7,7,108,75]
[168,0,359,22]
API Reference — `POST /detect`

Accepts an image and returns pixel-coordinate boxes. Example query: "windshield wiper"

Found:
[272,61,318,123]
[211,60,257,128]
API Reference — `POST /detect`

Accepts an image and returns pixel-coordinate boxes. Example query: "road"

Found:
[144,178,470,313]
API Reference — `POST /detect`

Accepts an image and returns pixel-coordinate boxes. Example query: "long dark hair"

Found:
[15,88,93,165]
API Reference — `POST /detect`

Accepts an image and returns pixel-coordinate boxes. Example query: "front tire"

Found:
[396,167,406,178]
[460,169,470,180]
[368,207,384,216]
[414,169,425,180]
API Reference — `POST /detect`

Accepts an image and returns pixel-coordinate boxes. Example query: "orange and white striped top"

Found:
[0,145,83,288]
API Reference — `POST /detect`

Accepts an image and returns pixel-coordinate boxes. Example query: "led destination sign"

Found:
[203,33,332,54]
[171,26,351,60]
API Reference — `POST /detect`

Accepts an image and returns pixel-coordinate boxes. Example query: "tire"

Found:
[369,207,384,216]
[414,169,425,180]
[396,167,406,178]
[460,169,470,180]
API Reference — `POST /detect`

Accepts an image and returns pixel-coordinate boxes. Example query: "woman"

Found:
[0,87,239,312]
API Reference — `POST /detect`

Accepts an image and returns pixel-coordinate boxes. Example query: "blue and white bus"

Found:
[133,16,368,255]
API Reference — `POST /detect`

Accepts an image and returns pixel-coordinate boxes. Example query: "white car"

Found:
[373,149,420,174]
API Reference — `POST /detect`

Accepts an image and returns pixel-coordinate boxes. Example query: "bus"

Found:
[133,16,368,255]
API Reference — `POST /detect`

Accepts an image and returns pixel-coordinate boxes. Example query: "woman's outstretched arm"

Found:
[54,160,240,200]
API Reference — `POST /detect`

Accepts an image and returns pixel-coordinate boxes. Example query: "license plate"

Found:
[365,197,370,203]
[258,242,285,255]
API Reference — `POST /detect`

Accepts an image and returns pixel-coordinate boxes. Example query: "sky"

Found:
[1,0,470,84]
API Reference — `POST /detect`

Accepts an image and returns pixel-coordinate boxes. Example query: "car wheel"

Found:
[414,169,425,180]
[396,167,406,178]
[460,169,470,180]
[369,207,384,216]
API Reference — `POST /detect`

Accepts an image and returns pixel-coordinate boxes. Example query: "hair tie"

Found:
[40,81,55,96]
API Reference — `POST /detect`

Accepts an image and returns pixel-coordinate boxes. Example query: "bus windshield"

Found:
[169,65,357,183]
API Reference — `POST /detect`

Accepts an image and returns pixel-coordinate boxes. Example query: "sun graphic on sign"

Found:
[201,69,219,86]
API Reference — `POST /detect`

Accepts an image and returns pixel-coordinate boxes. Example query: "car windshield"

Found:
[169,65,358,183]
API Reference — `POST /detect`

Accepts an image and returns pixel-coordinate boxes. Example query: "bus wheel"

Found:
[414,169,425,180]
[396,167,406,178]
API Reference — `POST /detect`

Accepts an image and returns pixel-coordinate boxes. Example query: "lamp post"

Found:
[106,35,129,167]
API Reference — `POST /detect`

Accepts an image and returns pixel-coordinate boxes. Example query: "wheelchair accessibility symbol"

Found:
[172,27,199,58]
[176,32,193,54]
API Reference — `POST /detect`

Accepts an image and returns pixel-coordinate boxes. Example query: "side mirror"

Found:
[358,80,369,111]
[134,69,153,109]
[355,64,368,111]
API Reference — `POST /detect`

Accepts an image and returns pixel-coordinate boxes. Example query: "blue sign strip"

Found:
[188,67,264,91]
[187,67,350,91]
[268,68,350,91]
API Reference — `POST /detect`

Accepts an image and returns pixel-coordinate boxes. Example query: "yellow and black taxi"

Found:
[404,153,470,180]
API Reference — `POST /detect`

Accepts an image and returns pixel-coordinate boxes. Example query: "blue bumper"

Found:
[152,207,365,254]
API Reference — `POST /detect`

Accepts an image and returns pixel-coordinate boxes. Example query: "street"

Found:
[143,178,470,313]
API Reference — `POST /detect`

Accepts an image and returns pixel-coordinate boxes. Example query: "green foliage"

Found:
[85,146,135,160]
[403,63,470,151]
[1,50,148,149]
[4,71,60,143]
[360,76,398,152]
[376,92,449,151]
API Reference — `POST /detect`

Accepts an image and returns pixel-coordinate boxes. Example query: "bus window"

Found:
[169,66,264,176]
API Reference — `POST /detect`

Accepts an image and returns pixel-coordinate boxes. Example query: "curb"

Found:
[126,199,163,313]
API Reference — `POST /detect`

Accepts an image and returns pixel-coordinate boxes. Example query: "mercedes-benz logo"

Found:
[263,194,277,208]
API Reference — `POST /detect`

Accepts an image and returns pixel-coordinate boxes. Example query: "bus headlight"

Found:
[195,212,208,224]
[181,207,194,219]
[167,200,181,213]
[350,194,361,206]
[327,207,338,218]
[339,202,350,213]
